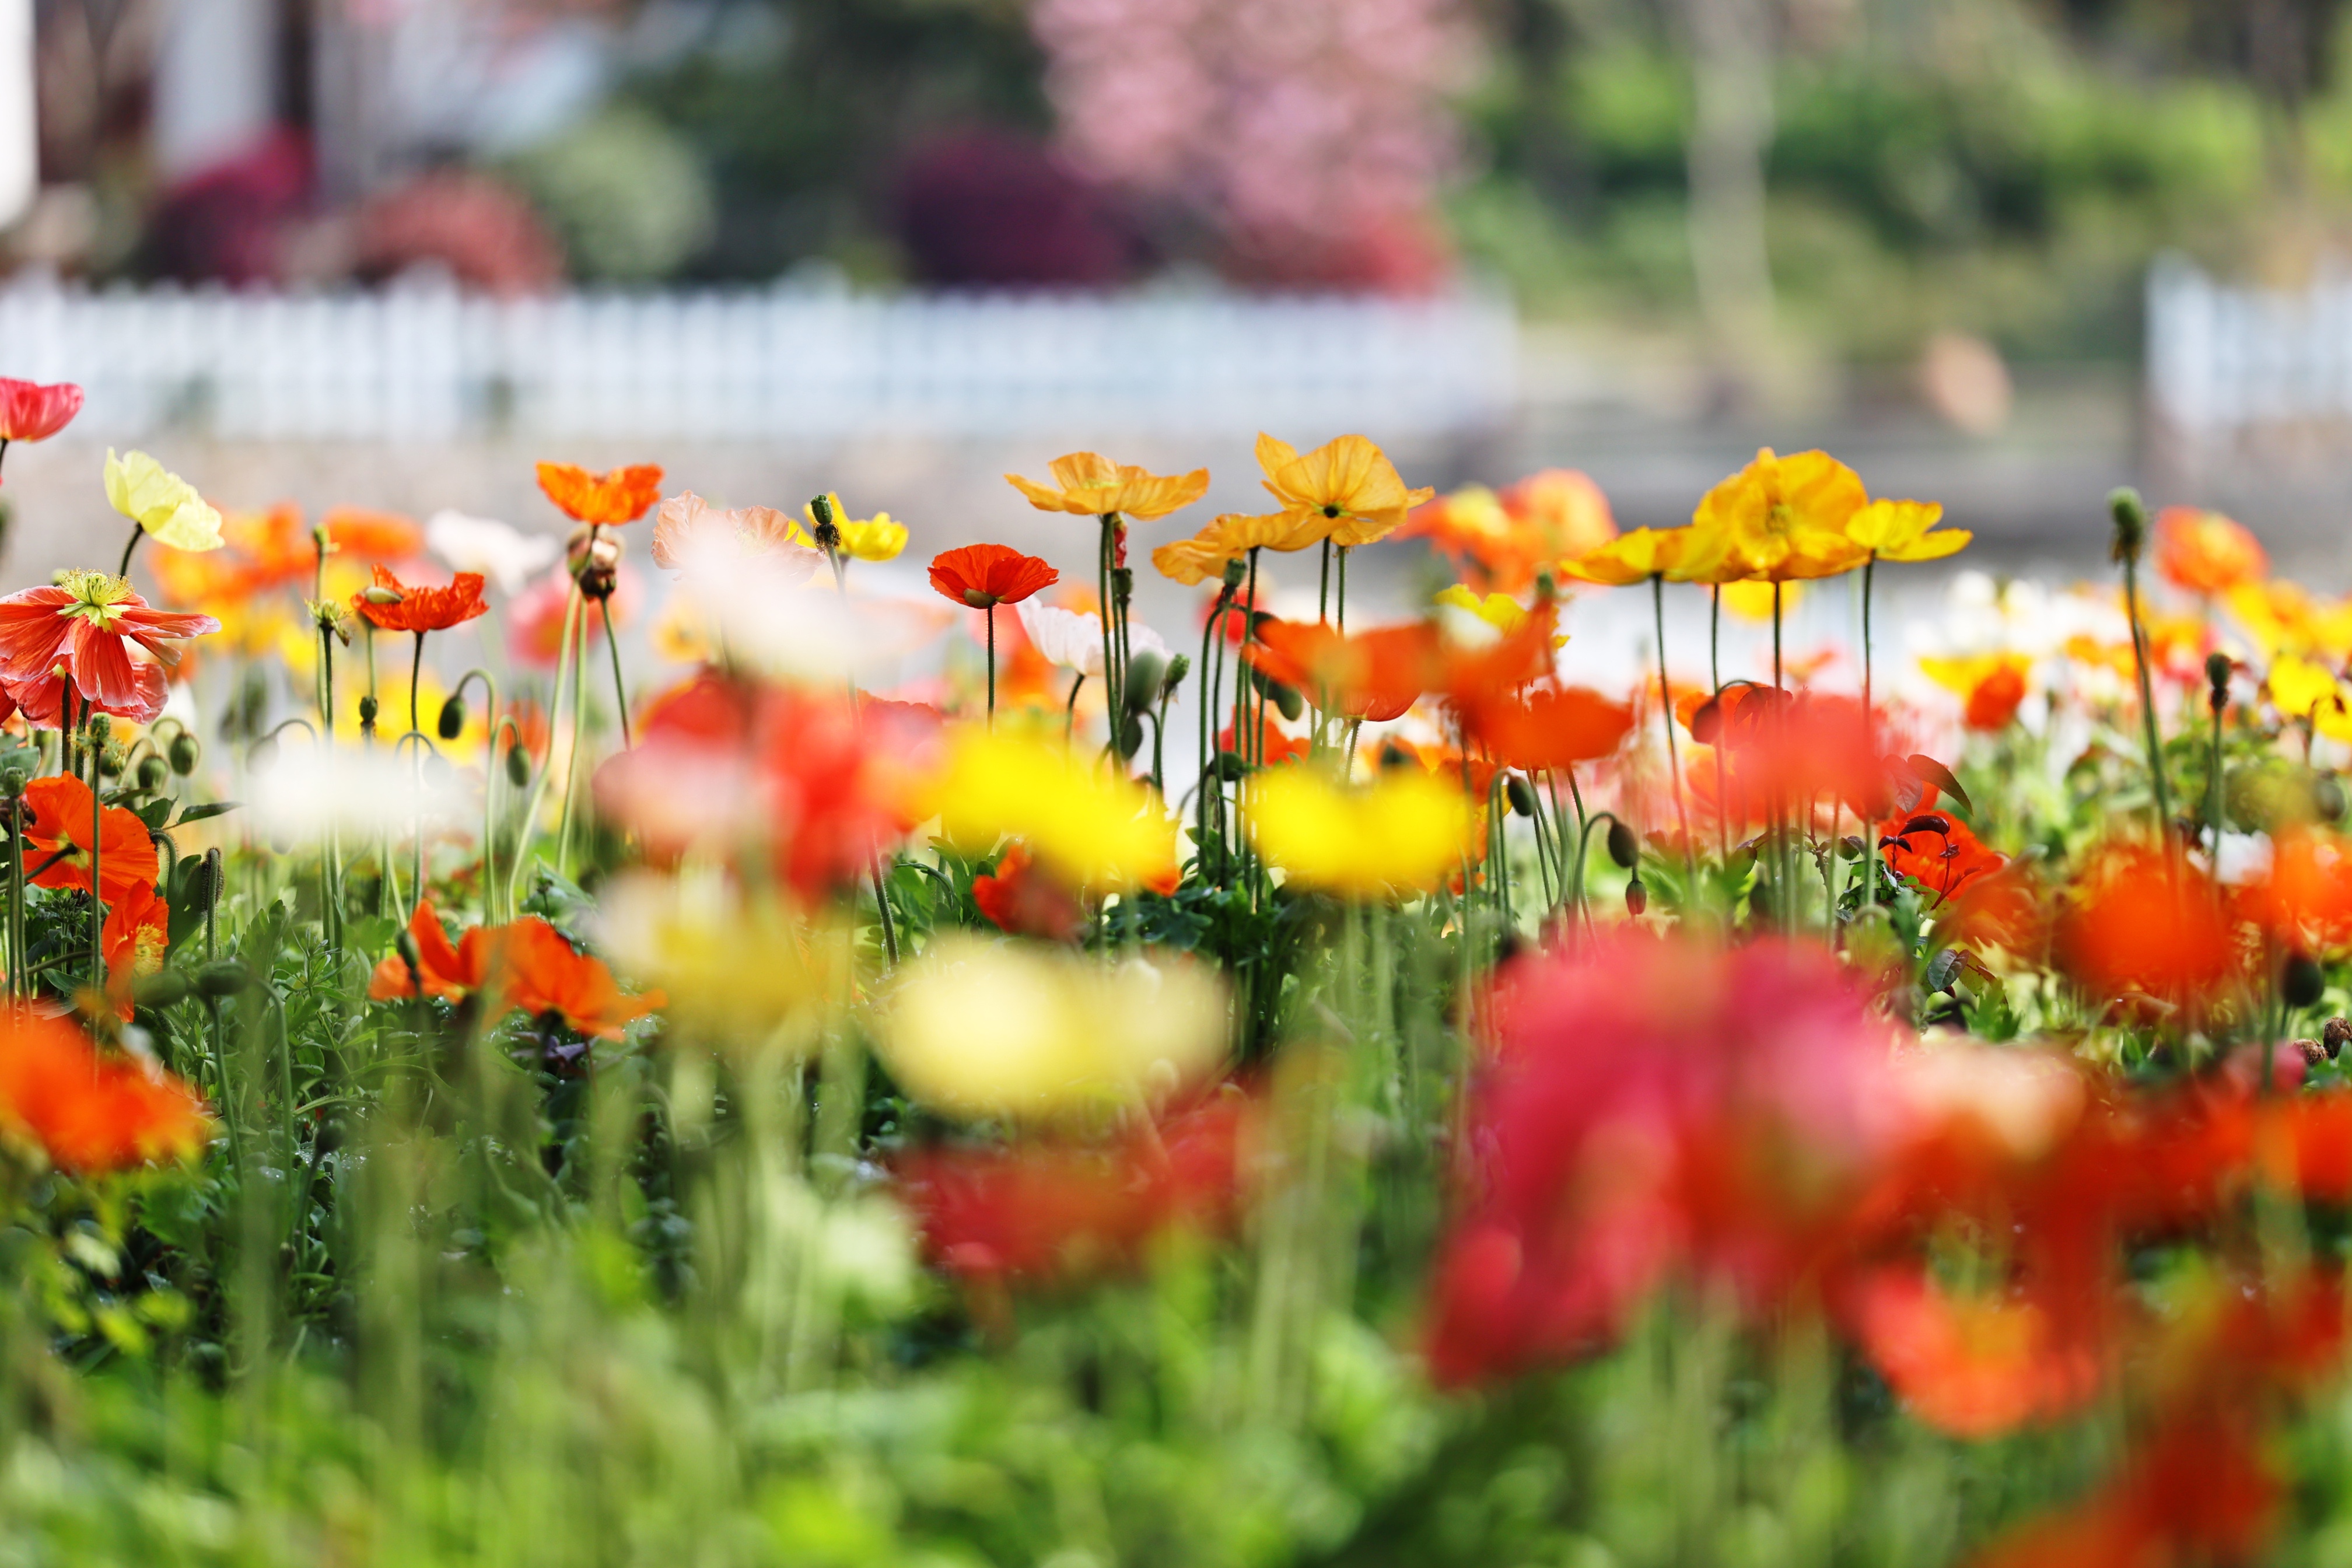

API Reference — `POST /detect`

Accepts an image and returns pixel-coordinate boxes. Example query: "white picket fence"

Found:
[0,274,1516,442]
[2146,254,2352,436]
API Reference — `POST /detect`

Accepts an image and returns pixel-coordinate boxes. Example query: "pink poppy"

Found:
[0,380,83,446]
[0,570,218,723]
[508,564,640,669]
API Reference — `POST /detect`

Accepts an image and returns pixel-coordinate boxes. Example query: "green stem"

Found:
[116,519,144,579]
[1064,671,1085,745]
[600,596,632,748]
[512,586,582,909]
[86,719,102,992]
[985,607,998,727]
[1651,574,1693,871]
[2122,556,2175,841]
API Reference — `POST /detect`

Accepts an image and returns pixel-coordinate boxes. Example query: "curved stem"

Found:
[117,520,145,580]
[600,596,631,748]
[1065,671,1086,746]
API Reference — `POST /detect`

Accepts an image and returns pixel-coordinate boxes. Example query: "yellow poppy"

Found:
[1560,526,1695,586]
[802,493,908,563]
[1690,448,1870,582]
[1719,579,1797,621]
[1150,510,1317,585]
[105,449,223,553]
[1245,764,1475,899]
[1847,498,1971,562]
[925,725,1179,891]
[1006,451,1211,521]
[1434,584,1530,634]
[1253,432,1434,549]
[2269,655,2344,722]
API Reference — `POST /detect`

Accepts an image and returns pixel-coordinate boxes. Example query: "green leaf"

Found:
[168,801,242,827]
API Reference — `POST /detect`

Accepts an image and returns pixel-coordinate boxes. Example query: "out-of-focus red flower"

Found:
[0,379,82,446]
[2155,506,2267,597]
[536,462,664,527]
[929,544,1060,610]
[368,901,662,1040]
[1403,473,1612,595]
[2053,843,2239,1007]
[506,564,639,668]
[351,565,488,635]
[1878,794,2006,906]
[1696,687,1893,822]
[897,1094,1251,1289]
[596,671,932,896]
[0,572,218,724]
[19,774,159,907]
[0,1010,208,1172]
[1965,662,2029,731]
[1437,601,1559,710]
[971,842,1083,941]
[1220,715,1310,767]
[323,507,425,564]
[2242,827,2352,949]
[1425,933,1902,1385]
[1971,1416,2280,1568]
[1840,1266,2103,1438]
[1459,684,1634,772]
[1245,618,1438,722]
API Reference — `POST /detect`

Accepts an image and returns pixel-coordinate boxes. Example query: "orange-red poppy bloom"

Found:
[928,544,1059,610]
[101,881,171,1021]
[1461,685,1636,772]
[536,461,666,526]
[0,379,82,445]
[369,901,663,1040]
[971,842,1083,942]
[2155,506,2267,596]
[351,565,490,634]
[1244,619,1440,722]
[1839,1266,2103,1438]
[1878,799,2004,906]
[20,774,159,906]
[2053,842,2239,1006]
[322,506,425,562]
[1221,715,1310,768]
[0,571,218,724]
[0,1010,208,1172]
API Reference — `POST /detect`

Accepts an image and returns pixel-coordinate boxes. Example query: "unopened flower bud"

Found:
[135,755,167,792]
[2284,951,2327,1010]
[806,493,840,551]
[1213,750,1250,782]
[194,961,250,999]
[1267,680,1303,723]
[2324,1016,2350,1059]
[1116,715,1145,760]
[99,743,124,778]
[183,856,220,914]
[1605,819,1639,870]
[2206,651,2232,712]
[438,695,466,740]
[1124,651,1166,714]
[358,694,379,726]
[1504,774,1538,818]
[1624,877,1648,917]
[133,970,191,1010]
[505,742,531,788]
[569,529,622,600]
[2108,487,2147,565]
[1,766,24,799]
[1221,558,1248,590]
[85,713,110,746]
[167,733,200,775]
[1112,566,1133,607]
[1161,654,1191,699]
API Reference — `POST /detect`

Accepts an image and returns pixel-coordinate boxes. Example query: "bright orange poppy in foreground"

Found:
[0,1010,208,1172]
[370,901,663,1040]
[352,566,490,634]
[20,774,159,906]
[928,544,1059,609]
[536,461,666,527]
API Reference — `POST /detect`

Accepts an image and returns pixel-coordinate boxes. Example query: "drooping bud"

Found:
[133,970,191,1010]
[1266,681,1303,723]
[505,742,531,788]
[1504,774,1538,818]
[358,694,379,727]
[194,961,251,999]
[1213,750,1250,782]
[360,585,404,607]
[2108,487,2147,565]
[2206,651,2232,713]
[1116,715,1145,760]
[167,733,200,775]
[438,694,467,740]
[1624,877,1648,917]
[183,855,221,914]
[1605,819,1639,870]
[135,755,168,792]
[1161,654,1191,700]
[1124,651,1166,714]
[2283,951,2327,1010]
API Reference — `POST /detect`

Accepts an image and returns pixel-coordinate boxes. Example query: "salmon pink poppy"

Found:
[19,774,159,906]
[928,544,1059,609]
[0,1010,208,1172]
[536,461,665,526]
[0,379,82,446]
[0,570,218,724]
[351,565,489,634]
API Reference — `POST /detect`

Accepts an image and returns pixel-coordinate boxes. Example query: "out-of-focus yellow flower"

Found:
[1689,448,1870,583]
[1434,584,1528,634]
[874,935,1225,1121]
[2270,656,2347,723]
[597,870,841,1051]
[1252,432,1434,549]
[1006,452,1211,521]
[1246,765,1475,898]
[1719,579,1797,621]
[1151,510,1316,584]
[2228,580,2352,664]
[650,587,712,664]
[1560,526,1694,587]
[105,449,223,552]
[926,726,1179,891]
[1847,498,1971,562]
[804,493,909,563]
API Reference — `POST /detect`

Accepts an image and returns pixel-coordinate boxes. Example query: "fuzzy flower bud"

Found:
[2206,650,2232,713]
[2108,487,2147,565]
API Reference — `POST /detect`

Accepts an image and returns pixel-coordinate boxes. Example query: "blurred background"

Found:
[0,0,2344,622]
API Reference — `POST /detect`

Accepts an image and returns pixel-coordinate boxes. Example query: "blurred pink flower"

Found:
[508,564,641,670]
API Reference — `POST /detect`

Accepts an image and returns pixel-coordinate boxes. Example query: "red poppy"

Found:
[321,506,426,562]
[0,379,82,445]
[928,544,1060,610]
[0,1010,208,1172]
[369,901,662,1040]
[1460,684,1634,772]
[0,571,218,723]
[2053,842,2239,1007]
[1838,1266,2103,1438]
[1877,796,2005,906]
[1437,601,1560,711]
[1220,715,1310,768]
[19,774,159,907]
[1972,1416,2280,1568]
[971,842,1083,942]
[2239,827,2352,949]
[1245,619,1438,722]
[352,565,490,634]
[536,461,665,526]
[1964,662,2029,731]
[101,881,172,1021]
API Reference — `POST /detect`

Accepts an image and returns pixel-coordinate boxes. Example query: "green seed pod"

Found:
[506,742,531,788]
[183,857,220,914]
[1123,652,1166,714]
[1221,557,1248,590]
[1624,878,1648,917]
[1161,653,1191,699]
[1503,774,1538,818]
[1213,750,1250,782]
[2206,651,2232,706]
[1116,715,1145,759]
[1268,681,1303,723]
[85,713,110,746]
[132,970,191,1010]
[438,694,467,740]
[2108,487,2147,565]
[1605,820,1639,870]
[135,755,168,792]
[358,694,379,726]
[2284,951,2327,1010]
[98,744,125,778]
[167,732,201,775]
[194,962,250,999]
[0,766,24,799]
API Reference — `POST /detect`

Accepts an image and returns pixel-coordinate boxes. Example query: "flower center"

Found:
[56,570,132,629]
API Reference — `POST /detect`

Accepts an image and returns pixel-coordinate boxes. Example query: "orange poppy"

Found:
[1220,715,1310,768]
[536,461,666,527]
[2053,842,2239,1007]
[351,565,489,634]
[369,901,662,1040]
[1244,618,1440,722]
[2155,506,2267,596]
[971,842,1083,942]
[1878,799,2005,906]
[1840,1266,2103,1438]
[101,881,171,1021]
[928,544,1059,609]
[321,506,425,562]
[1461,685,1636,773]
[0,1010,208,1172]
[1005,452,1210,521]
[20,774,159,906]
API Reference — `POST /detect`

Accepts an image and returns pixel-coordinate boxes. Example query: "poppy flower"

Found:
[1971,1417,2281,1568]
[1220,715,1311,768]
[1149,511,1310,584]
[1006,452,1210,521]
[928,544,1059,609]
[536,461,665,526]
[1919,653,2032,732]
[1878,801,2005,906]
[1559,526,1696,587]
[2155,506,2267,596]
[508,564,638,668]
[923,726,1179,892]
[0,1010,209,1172]
[0,378,82,445]
[2053,842,2238,1007]
[368,899,478,1004]
[104,450,224,554]
[368,901,663,1040]
[1252,432,1434,549]
[971,842,1083,942]
[101,881,172,1021]
[321,506,426,562]
[1406,476,1620,596]
[1461,684,1636,773]
[427,509,559,594]
[1846,496,1971,563]
[351,565,489,634]
[1688,449,1871,583]
[1245,765,1476,899]
[1244,618,1440,722]
[0,571,219,724]
[1839,1266,2103,1438]
[650,491,814,572]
